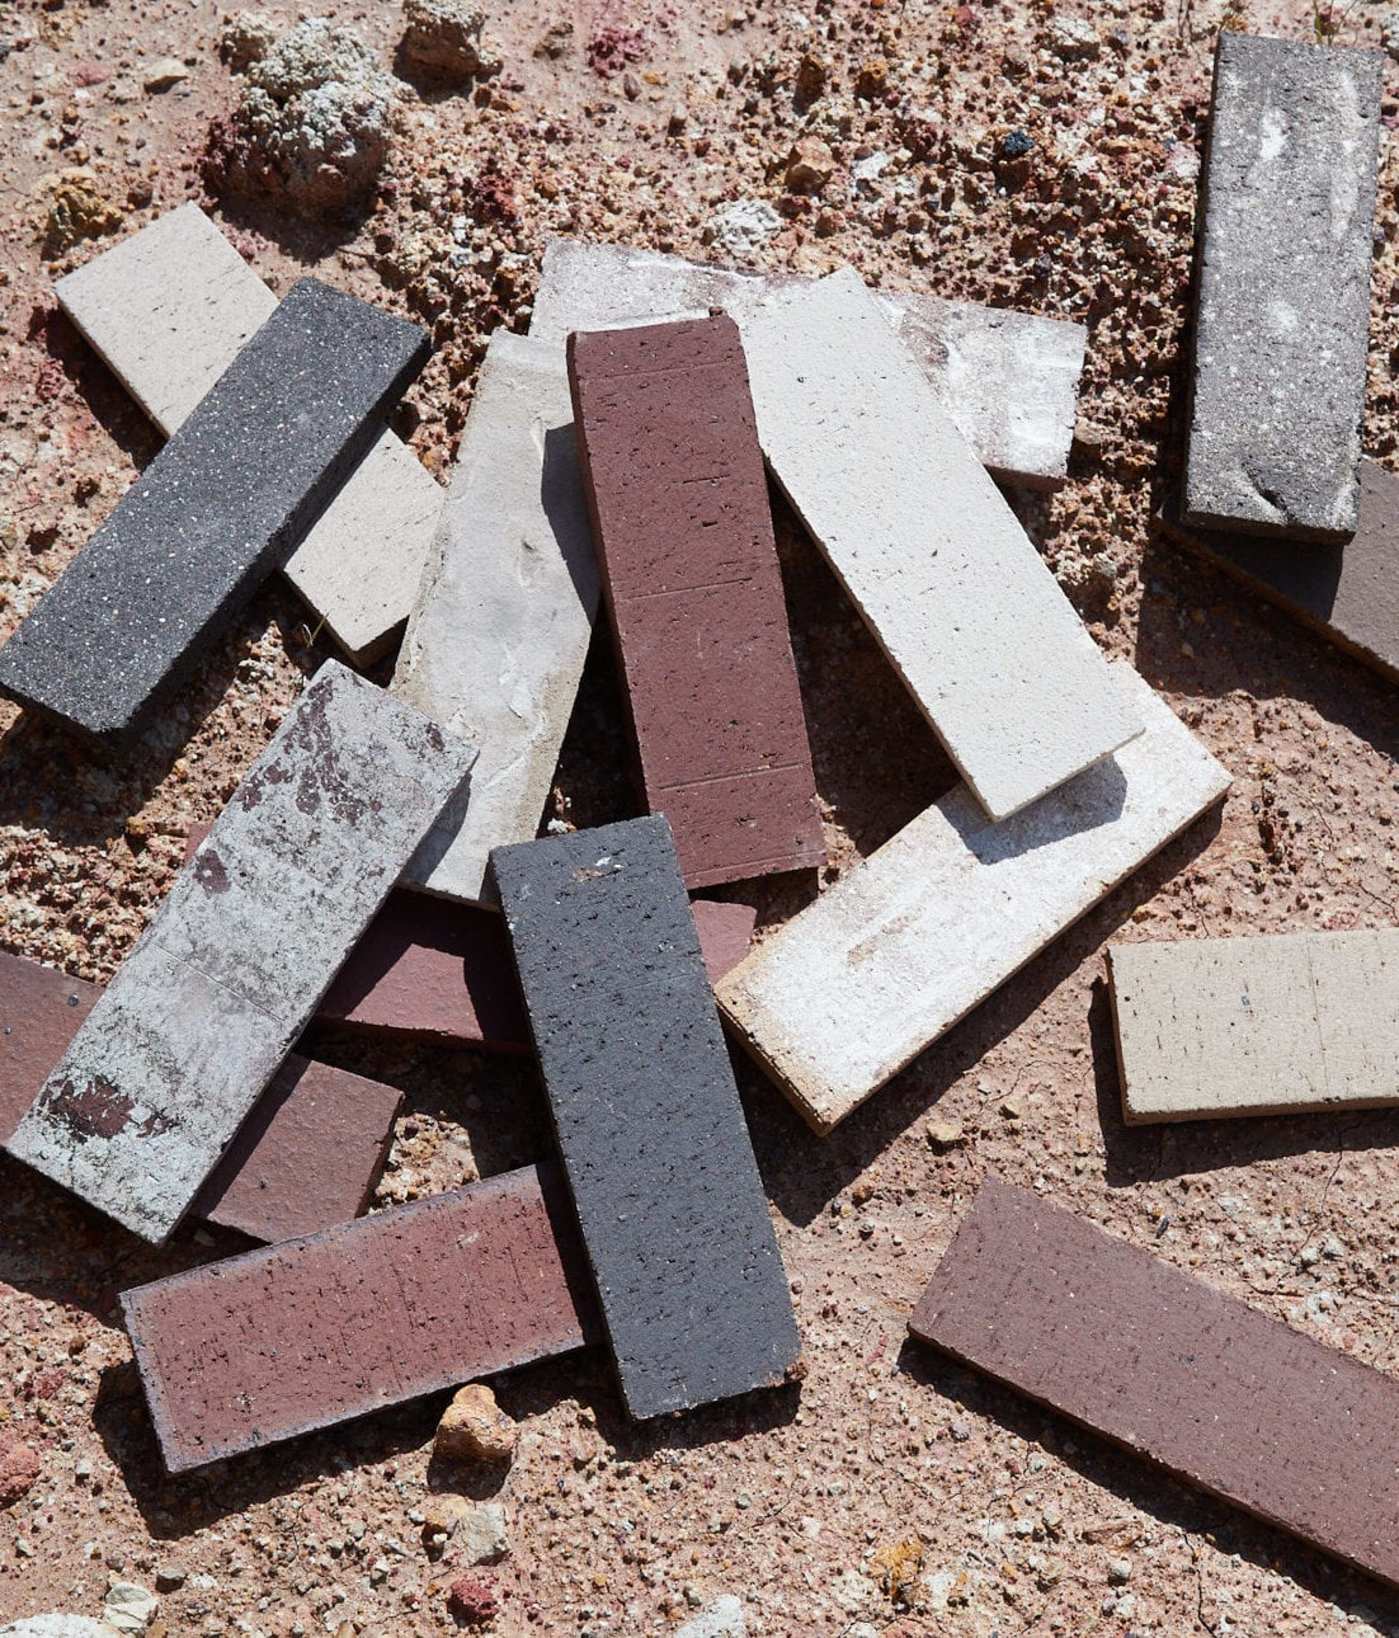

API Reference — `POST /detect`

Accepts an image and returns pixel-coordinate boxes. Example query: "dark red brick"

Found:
[1,950,400,1244]
[122,1165,592,1471]
[568,315,824,890]
[910,1178,1399,1592]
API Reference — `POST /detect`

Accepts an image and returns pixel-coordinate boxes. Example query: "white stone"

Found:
[456,1501,509,1565]
[0,1621,120,1638]
[1110,928,1399,1123]
[101,1583,157,1635]
[529,238,1086,488]
[6,663,476,1243]
[717,666,1230,1134]
[741,266,1141,821]
[392,331,598,903]
[54,204,444,664]
[676,1596,746,1638]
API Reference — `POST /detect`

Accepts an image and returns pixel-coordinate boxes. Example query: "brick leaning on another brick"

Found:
[740,266,1142,822]
[529,237,1086,490]
[391,330,601,905]
[0,949,401,1244]
[490,816,801,1419]
[568,314,824,890]
[910,1178,1399,1592]
[1108,928,1399,1124]
[1184,33,1382,542]
[0,279,430,740]
[717,666,1231,1135]
[53,204,445,665]
[122,1165,593,1472]
[6,662,476,1245]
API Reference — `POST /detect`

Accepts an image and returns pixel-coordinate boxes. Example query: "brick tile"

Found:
[1185,35,1382,541]
[122,1165,591,1471]
[718,666,1230,1134]
[6,662,474,1243]
[54,204,444,664]
[911,1178,1399,1592]
[491,816,800,1419]
[569,316,823,889]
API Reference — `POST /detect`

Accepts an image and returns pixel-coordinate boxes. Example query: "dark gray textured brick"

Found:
[1184,33,1382,542]
[0,278,429,740]
[489,815,800,1420]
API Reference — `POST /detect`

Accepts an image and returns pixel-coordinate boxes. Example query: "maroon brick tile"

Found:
[122,1165,592,1471]
[567,314,824,890]
[910,1178,1399,1592]
[1,950,400,1245]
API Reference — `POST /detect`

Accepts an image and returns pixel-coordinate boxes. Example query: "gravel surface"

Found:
[1,0,1398,1633]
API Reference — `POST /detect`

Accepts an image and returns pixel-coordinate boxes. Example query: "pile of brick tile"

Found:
[2,26,1397,1599]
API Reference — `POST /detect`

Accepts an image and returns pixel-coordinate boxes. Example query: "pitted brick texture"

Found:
[123,1166,590,1470]
[7,662,474,1243]
[568,317,823,889]
[1185,34,1382,542]
[0,278,428,738]
[491,816,800,1419]
[911,1179,1399,1592]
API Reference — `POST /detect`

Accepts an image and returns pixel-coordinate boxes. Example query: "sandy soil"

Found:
[1,0,1398,1632]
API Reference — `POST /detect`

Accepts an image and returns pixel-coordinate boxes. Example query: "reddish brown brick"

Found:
[122,1165,592,1471]
[1,950,400,1244]
[184,827,756,1047]
[568,315,824,890]
[910,1178,1399,1592]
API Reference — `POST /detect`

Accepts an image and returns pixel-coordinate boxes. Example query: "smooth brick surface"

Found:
[1185,34,1382,542]
[491,817,800,1419]
[910,1178,1399,1592]
[569,317,823,889]
[1109,929,1399,1124]
[741,267,1140,822]
[531,238,1086,489]
[55,204,445,664]
[123,1165,591,1471]
[1160,461,1399,684]
[718,666,1230,1134]
[0,282,428,740]
[7,663,475,1243]
[0,949,401,1243]
[393,331,600,903]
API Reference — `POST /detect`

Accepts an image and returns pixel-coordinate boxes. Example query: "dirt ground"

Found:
[1,0,1398,1632]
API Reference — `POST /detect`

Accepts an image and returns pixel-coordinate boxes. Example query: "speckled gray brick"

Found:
[6,661,476,1244]
[489,816,800,1420]
[0,279,429,740]
[1185,33,1382,542]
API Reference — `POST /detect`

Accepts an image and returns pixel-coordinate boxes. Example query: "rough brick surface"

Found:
[569,317,823,889]
[54,204,444,664]
[718,666,1230,1134]
[740,267,1141,822]
[1109,928,1399,1124]
[393,331,600,903]
[1185,34,1382,542]
[122,1166,591,1471]
[531,238,1086,489]
[1160,460,1399,684]
[0,949,400,1243]
[910,1177,1399,1592]
[7,663,475,1243]
[183,826,754,1046]
[0,281,428,740]
[490,817,800,1418]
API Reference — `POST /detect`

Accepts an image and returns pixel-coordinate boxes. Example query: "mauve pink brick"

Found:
[122,1165,592,1471]
[1,950,400,1245]
[568,314,824,890]
[182,828,757,1049]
